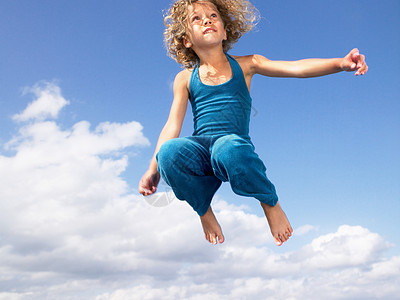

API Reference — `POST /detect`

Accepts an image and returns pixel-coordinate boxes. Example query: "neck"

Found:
[195,47,227,67]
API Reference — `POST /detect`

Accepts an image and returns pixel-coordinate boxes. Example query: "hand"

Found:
[139,170,160,196]
[340,48,368,76]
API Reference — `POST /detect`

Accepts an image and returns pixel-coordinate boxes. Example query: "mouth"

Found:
[203,27,216,34]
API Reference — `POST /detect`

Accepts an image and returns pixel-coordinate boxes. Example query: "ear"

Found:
[223,29,227,41]
[183,37,192,49]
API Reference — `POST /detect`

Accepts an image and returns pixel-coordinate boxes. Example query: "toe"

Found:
[274,235,283,246]
[218,234,225,244]
[210,234,217,245]
[205,233,212,244]
[281,234,288,243]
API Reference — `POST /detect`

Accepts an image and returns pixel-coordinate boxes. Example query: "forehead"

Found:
[188,1,219,15]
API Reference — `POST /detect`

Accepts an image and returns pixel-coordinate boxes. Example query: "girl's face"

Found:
[184,1,227,50]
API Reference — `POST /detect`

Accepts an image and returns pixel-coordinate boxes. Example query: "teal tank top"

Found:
[189,53,252,140]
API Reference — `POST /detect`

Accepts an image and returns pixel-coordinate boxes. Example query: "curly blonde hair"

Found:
[164,0,260,69]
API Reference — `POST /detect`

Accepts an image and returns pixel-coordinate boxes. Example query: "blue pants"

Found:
[156,134,278,216]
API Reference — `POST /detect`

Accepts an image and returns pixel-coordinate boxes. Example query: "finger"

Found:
[139,178,149,193]
[352,52,360,63]
[350,48,360,60]
[356,60,368,75]
[355,54,365,69]
[139,183,147,195]
[142,187,155,196]
[358,54,365,66]
[138,185,146,195]
[361,64,368,75]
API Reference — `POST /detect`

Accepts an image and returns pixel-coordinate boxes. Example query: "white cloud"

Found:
[302,225,390,269]
[0,82,399,300]
[12,81,69,122]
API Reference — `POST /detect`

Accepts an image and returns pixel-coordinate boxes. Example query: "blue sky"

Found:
[0,1,399,299]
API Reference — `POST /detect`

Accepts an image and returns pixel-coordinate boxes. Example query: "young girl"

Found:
[139,0,368,246]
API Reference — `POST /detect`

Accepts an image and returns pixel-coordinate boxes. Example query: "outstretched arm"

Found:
[139,70,190,196]
[250,48,368,78]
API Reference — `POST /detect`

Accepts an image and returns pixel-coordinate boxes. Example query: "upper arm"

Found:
[164,70,190,135]
[234,54,302,86]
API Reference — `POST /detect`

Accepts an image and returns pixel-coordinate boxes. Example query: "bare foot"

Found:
[260,201,293,246]
[200,206,224,245]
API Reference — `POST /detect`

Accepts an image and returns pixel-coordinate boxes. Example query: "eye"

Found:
[192,15,201,22]
[211,13,218,18]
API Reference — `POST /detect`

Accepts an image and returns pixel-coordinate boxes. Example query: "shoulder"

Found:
[174,69,192,89]
[231,54,270,76]
[174,68,192,91]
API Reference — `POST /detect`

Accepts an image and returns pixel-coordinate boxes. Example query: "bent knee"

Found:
[212,134,254,162]
[157,138,185,167]
[157,137,204,171]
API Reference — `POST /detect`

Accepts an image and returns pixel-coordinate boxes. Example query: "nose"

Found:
[203,18,212,25]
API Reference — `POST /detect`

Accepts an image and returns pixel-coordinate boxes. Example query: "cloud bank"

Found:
[0,82,399,300]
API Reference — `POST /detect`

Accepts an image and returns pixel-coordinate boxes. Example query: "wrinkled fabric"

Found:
[157,134,278,216]
[156,54,278,216]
